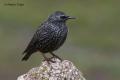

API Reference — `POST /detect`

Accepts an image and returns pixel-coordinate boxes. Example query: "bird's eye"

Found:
[60,16,67,19]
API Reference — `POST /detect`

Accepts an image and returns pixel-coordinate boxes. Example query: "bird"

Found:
[22,11,75,62]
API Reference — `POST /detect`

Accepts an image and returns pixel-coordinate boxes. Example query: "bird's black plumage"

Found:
[22,11,75,61]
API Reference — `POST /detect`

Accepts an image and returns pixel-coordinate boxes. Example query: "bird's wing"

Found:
[23,23,54,54]
[35,23,55,49]
[23,33,38,54]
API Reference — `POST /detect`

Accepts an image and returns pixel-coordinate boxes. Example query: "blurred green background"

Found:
[0,0,120,80]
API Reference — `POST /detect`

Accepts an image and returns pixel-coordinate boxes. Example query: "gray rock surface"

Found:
[17,58,86,80]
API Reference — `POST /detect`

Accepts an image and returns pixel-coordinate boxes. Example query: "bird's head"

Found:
[48,11,75,22]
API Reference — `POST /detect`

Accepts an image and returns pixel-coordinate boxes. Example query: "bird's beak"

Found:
[67,16,76,19]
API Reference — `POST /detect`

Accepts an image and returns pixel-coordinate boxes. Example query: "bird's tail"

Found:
[22,53,32,61]
[22,48,36,61]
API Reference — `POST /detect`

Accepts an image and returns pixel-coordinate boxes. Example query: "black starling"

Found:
[22,11,75,62]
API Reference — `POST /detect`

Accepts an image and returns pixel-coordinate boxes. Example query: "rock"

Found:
[17,58,86,80]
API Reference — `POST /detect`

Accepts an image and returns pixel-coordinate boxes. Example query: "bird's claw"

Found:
[52,56,62,62]
[43,57,56,63]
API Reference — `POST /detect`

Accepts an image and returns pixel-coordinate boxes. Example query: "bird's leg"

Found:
[41,53,55,63]
[50,52,62,61]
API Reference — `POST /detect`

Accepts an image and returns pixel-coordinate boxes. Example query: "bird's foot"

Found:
[53,55,62,61]
[50,52,62,61]
[51,56,62,62]
[43,57,56,63]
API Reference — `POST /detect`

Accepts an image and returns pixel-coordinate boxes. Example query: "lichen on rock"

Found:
[17,58,86,80]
